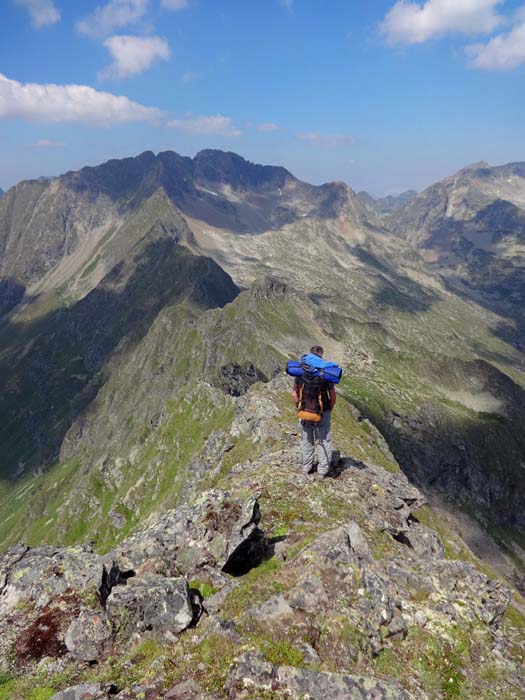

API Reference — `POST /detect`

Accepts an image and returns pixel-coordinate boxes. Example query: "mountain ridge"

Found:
[388,159,525,322]
[1,148,525,590]
[1,147,525,698]
[0,149,378,318]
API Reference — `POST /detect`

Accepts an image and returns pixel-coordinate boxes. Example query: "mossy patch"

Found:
[189,580,217,599]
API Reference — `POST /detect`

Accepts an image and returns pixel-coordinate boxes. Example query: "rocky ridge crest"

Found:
[1,382,524,699]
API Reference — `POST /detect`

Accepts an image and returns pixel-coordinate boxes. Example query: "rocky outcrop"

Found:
[106,574,193,641]
[0,544,102,614]
[226,651,413,699]
[1,447,524,698]
[218,362,268,397]
[115,491,264,577]
[50,683,118,700]
[0,492,263,672]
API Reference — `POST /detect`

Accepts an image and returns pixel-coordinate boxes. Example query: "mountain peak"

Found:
[459,160,491,173]
[193,148,294,190]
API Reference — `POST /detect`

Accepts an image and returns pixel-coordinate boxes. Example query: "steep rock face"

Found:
[389,161,525,317]
[368,357,525,529]
[0,149,375,320]
[192,149,293,191]
[0,178,115,304]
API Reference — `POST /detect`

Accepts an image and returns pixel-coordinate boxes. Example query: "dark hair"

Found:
[310,345,323,357]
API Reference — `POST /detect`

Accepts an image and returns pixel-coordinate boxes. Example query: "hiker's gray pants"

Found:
[299,410,332,476]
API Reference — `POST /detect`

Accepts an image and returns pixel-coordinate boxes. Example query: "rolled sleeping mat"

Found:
[321,364,343,383]
[286,360,343,384]
[286,360,304,377]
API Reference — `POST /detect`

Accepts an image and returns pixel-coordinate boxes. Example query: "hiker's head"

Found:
[310,345,324,358]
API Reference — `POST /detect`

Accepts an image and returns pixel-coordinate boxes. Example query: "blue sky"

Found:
[0,0,524,195]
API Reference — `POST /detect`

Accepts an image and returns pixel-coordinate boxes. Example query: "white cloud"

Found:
[161,0,188,9]
[279,0,293,12]
[0,73,164,126]
[76,0,149,38]
[15,0,60,28]
[299,132,355,148]
[257,122,280,132]
[35,139,66,148]
[167,115,241,136]
[466,18,525,69]
[380,0,503,45]
[100,35,171,79]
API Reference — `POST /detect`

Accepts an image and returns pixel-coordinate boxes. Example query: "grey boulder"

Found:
[65,610,114,662]
[106,574,193,639]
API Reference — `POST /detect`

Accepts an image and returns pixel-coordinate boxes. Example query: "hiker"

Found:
[292,345,336,477]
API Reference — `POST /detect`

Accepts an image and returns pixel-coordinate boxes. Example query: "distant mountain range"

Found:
[357,188,418,217]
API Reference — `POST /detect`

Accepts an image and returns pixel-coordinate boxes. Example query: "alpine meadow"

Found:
[1,2,525,699]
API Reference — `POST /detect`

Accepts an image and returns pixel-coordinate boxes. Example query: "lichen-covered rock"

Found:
[115,491,264,578]
[50,683,117,700]
[113,685,160,699]
[1,433,523,699]
[0,544,103,614]
[249,594,294,621]
[65,609,114,661]
[164,679,210,699]
[346,521,372,562]
[384,613,408,640]
[106,573,193,640]
[401,521,444,559]
[225,651,414,699]
[428,559,512,625]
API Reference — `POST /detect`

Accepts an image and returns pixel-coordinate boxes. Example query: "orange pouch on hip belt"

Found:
[297,409,322,423]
